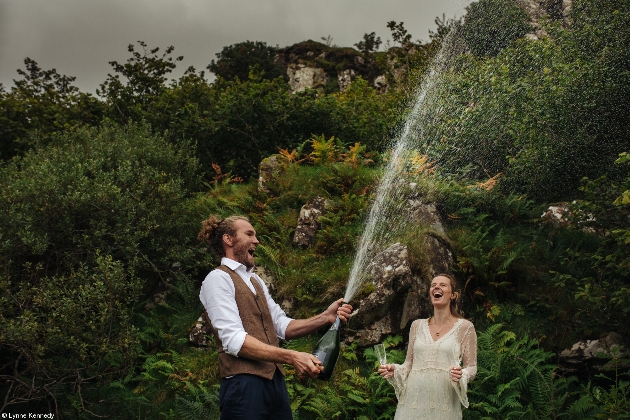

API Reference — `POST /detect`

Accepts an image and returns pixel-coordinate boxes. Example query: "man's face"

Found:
[229,219,259,269]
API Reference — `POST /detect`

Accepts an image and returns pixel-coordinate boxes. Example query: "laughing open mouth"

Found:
[248,248,255,257]
[433,291,443,298]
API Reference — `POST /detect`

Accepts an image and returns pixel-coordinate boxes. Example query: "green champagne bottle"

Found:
[312,316,341,381]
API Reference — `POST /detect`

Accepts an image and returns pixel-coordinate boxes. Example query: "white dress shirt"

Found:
[199,257,293,356]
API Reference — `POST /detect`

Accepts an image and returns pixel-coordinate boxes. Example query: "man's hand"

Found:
[239,337,323,378]
[285,299,353,340]
[325,298,353,324]
[292,351,323,379]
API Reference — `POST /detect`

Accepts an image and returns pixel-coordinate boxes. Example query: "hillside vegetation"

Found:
[0,0,629,418]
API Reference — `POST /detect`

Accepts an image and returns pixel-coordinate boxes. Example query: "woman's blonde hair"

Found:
[434,273,464,318]
[198,215,249,258]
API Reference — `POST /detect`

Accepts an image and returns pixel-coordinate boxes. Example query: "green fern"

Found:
[465,324,574,420]
[561,393,599,419]
[256,242,281,270]
[173,382,220,420]
[302,386,344,418]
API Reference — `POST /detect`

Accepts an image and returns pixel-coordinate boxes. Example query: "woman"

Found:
[379,274,477,419]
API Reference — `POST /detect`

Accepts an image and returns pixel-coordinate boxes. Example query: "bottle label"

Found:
[329,318,340,331]
[313,350,328,363]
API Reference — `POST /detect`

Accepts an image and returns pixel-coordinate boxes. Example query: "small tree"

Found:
[207,40,285,82]
[98,41,183,123]
[354,32,382,55]
[0,58,103,160]
[382,21,433,87]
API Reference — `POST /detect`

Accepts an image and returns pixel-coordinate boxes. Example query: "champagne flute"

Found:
[374,343,387,367]
[451,348,462,368]
[451,354,462,381]
[453,355,462,367]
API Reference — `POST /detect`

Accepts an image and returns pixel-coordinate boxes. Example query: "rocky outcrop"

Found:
[276,40,384,93]
[373,75,388,93]
[351,314,399,347]
[348,243,414,346]
[346,199,456,347]
[352,243,413,326]
[422,235,454,279]
[189,315,212,347]
[541,203,572,227]
[398,198,453,326]
[258,154,290,194]
[558,332,628,374]
[397,234,454,332]
[287,64,329,92]
[143,289,168,311]
[281,299,293,315]
[254,266,275,293]
[400,290,423,332]
[338,69,357,92]
[540,202,599,235]
[406,201,446,236]
[293,196,327,247]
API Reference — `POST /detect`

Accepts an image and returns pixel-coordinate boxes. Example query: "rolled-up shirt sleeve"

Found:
[199,261,294,356]
[199,269,247,356]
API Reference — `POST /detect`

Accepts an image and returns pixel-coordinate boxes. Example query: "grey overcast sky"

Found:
[0,0,472,94]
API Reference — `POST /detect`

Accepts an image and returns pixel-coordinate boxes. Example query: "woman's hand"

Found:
[378,364,394,379]
[450,365,462,382]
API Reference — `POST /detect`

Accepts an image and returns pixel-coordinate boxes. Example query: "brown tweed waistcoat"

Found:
[205,265,285,380]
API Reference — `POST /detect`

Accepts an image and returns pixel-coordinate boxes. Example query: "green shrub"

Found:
[0,122,210,414]
[577,351,630,419]
[0,58,103,160]
[462,0,532,57]
[416,0,630,201]
[465,324,575,419]
[207,40,285,82]
[549,152,630,335]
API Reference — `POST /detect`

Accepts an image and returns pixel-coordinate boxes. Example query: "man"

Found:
[198,215,352,419]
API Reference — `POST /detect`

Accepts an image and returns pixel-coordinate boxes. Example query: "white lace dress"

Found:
[387,318,477,420]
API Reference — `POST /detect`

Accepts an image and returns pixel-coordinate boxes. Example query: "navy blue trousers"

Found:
[219,368,292,420]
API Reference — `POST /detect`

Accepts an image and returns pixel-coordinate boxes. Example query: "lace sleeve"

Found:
[451,320,477,408]
[387,319,419,400]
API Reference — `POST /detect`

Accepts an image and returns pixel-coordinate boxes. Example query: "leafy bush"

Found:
[417,0,630,201]
[0,122,203,276]
[577,353,630,419]
[466,324,576,419]
[0,122,210,414]
[0,58,103,160]
[207,40,285,82]
[462,0,532,57]
[549,152,630,334]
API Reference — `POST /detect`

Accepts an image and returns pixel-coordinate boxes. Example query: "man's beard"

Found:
[233,240,254,269]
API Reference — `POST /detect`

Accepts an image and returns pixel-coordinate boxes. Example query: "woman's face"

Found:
[429,275,454,308]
